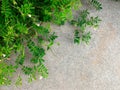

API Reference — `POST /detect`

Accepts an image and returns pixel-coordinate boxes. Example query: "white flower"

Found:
[2,54,6,57]
[28,14,32,17]
[36,23,40,26]
[94,27,97,30]
[39,76,43,80]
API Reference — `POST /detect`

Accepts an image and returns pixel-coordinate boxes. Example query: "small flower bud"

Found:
[36,23,40,26]
[39,76,43,80]
[28,14,31,17]
[2,54,6,57]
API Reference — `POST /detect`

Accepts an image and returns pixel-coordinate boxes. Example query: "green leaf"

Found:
[90,0,102,10]
[37,64,48,78]
[15,76,22,86]
[82,32,91,44]
[74,30,81,44]
[22,66,33,75]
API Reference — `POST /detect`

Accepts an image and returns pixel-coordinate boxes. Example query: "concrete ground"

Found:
[0,0,120,90]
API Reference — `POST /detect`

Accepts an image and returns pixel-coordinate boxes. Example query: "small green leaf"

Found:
[15,76,22,86]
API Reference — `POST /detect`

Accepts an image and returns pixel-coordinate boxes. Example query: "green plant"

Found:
[0,0,82,85]
[0,0,102,86]
[90,0,102,10]
[32,0,82,25]
[15,76,22,86]
[0,62,16,85]
[71,9,101,44]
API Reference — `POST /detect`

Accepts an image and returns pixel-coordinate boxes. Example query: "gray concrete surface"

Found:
[0,0,120,90]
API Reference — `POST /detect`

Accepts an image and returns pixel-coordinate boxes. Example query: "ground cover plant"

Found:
[0,0,102,86]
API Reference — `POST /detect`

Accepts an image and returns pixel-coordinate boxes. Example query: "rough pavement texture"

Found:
[0,0,120,90]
